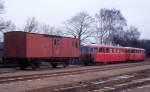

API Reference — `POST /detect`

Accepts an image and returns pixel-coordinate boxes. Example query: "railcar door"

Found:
[52,37,61,57]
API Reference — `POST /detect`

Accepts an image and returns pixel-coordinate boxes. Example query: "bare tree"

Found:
[94,12,108,44]
[0,20,16,33]
[125,26,140,40]
[112,26,141,46]
[0,0,4,14]
[64,12,95,45]
[41,24,63,36]
[94,8,127,45]
[0,0,16,33]
[23,17,39,33]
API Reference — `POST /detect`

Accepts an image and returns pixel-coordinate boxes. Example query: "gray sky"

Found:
[3,0,150,39]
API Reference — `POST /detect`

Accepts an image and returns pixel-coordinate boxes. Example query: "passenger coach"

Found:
[81,44,145,65]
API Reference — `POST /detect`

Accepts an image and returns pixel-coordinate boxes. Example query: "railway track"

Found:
[0,61,149,84]
[52,69,150,92]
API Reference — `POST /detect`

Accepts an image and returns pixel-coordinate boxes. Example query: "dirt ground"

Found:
[120,85,150,92]
[0,65,150,92]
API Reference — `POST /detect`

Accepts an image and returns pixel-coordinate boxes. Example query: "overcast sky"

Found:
[3,0,150,39]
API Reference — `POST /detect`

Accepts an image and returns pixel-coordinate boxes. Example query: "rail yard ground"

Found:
[0,61,150,92]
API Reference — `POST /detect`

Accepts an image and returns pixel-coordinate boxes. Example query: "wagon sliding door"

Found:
[52,37,61,57]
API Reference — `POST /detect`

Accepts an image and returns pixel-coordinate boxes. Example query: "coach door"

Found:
[52,37,61,57]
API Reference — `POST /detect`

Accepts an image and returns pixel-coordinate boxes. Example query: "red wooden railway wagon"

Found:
[4,31,80,69]
[81,45,127,65]
[125,47,145,61]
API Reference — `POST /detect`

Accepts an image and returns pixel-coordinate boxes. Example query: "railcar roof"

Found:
[124,47,145,50]
[82,44,124,48]
[82,44,145,51]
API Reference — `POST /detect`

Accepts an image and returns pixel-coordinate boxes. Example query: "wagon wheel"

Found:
[20,65,28,70]
[17,61,28,70]
[63,61,69,68]
[31,61,40,70]
[51,63,58,68]
[84,61,89,66]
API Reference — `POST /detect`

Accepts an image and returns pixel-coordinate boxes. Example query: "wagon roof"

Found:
[5,31,78,40]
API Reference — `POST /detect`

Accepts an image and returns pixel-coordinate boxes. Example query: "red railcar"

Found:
[81,44,145,65]
[125,47,145,61]
[4,31,80,69]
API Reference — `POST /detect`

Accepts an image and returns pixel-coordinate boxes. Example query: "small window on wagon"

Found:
[54,39,57,45]
[75,41,78,48]
[54,38,60,45]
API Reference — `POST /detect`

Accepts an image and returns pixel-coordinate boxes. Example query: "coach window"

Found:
[112,49,114,53]
[118,49,120,53]
[90,48,92,53]
[129,50,131,53]
[102,48,105,53]
[86,48,89,53]
[111,49,113,53]
[94,48,98,52]
[110,49,112,53]
[116,49,118,53]
[99,48,102,52]
[119,49,121,53]
[92,48,94,53]
[117,49,119,53]
[128,50,131,53]
[106,48,109,53]
[115,49,117,53]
